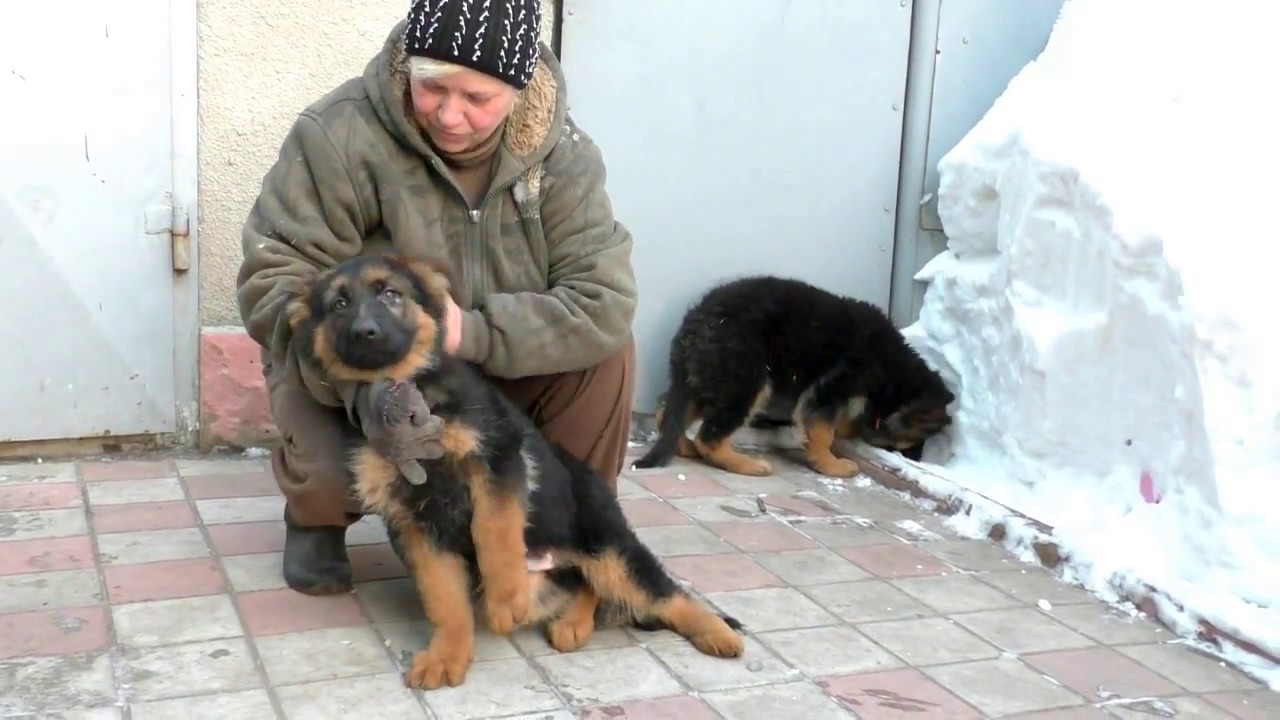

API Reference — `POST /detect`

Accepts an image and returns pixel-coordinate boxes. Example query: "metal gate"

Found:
[559,0,915,411]
[0,0,192,443]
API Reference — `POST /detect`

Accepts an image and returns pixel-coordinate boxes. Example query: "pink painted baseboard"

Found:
[199,328,279,451]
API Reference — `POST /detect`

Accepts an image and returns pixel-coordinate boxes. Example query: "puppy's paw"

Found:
[404,636,474,689]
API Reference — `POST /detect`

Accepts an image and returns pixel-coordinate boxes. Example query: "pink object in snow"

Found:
[1139,470,1162,504]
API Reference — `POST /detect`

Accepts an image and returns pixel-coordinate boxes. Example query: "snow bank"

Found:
[902,0,1280,684]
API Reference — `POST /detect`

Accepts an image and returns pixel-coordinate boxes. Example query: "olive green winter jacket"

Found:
[235,20,637,405]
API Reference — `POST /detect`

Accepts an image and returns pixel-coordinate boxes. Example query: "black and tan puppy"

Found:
[633,275,954,478]
[284,254,745,691]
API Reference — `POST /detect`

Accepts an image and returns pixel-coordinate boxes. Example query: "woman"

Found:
[235,0,638,596]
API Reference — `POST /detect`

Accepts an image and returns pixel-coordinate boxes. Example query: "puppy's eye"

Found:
[382,287,402,301]
[331,296,348,311]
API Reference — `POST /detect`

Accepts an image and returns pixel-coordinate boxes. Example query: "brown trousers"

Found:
[264,337,636,528]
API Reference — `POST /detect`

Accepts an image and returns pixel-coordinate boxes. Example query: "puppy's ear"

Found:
[283,276,317,332]
[398,255,466,307]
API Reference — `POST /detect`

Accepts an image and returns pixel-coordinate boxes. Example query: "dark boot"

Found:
[282,508,353,596]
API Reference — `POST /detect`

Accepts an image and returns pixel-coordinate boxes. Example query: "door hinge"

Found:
[144,196,192,273]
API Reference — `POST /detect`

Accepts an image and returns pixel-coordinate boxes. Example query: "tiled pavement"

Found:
[1,448,1275,719]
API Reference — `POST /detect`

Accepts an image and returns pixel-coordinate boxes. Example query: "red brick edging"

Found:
[848,448,1280,670]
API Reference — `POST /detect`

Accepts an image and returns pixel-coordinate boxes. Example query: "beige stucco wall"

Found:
[196,0,559,327]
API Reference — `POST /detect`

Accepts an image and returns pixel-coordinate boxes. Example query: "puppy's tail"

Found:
[633,378,692,470]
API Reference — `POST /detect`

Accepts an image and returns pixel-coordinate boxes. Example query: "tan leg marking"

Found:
[399,524,476,689]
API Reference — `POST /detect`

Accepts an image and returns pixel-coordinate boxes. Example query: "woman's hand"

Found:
[444,295,463,354]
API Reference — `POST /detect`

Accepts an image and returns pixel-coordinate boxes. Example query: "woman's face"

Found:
[409,68,517,153]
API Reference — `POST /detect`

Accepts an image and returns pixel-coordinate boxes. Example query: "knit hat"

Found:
[403,0,542,90]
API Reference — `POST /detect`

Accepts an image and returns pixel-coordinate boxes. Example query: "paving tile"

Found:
[379,618,521,664]
[751,548,872,585]
[90,501,197,534]
[86,477,185,506]
[889,573,1023,614]
[1203,689,1280,720]
[950,607,1096,654]
[207,520,286,555]
[254,625,393,685]
[103,557,226,603]
[647,635,800,691]
[273,673,427,718]
[1022,647,1183,701]
[616,476,655,499]
[662,552,785,593]
[119,636,261,702]
[175,456,269,477]
[346,515,390,545]
[668,494,766,523]
[856,616,1000,667]
[817,668,982,719]
[130,689,279,719]
[837,542,952,578]
[633,525,736,557]
[619,498,694,527]
[236,587,368,636]
[0,568,103,614]
[976,567,1097,605]
[802,580,935,624]
[882,515,957,543]
[705,519,821,552]
[708,473,802,496]
[924,656,1087,716]
[631,470,732,498]
[1106,694,1235,719]
[182,471,278,499]
[1007,706,1115,718]
[702,680,850,719]
[820,487,926,520]
[513,625,634,656]
[0,482,83,510]
[535,646,684,705]
[222,551,287,592]
[97,527,209,565]
[0,651,116,716]
[195,496,285,525]
[355,578,423,623]
[580,695,719,720]
[495,711,574,720]
[0,534,95,575]
[924,538,1023,571]
[760,492,842,518]
[421,657,562,717]
[1116,642,1263,693]
[112,594,243,647]
[703,587,840,632]
[789,518,903,548]
[1040,602,1170,645]
[757,625,903,677]
[79,459,176,482]
[349,543,406,582]
[0,606,110,659]
[0,460,77,483]
[0,508,89,542]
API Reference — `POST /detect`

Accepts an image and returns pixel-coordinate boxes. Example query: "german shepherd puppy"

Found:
[283,254,745,691]
[633,275,954,477]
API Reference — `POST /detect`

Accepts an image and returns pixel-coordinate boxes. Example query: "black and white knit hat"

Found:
[403,0,542,90]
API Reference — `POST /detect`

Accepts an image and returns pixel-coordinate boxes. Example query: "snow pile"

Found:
[900,0,1280,684]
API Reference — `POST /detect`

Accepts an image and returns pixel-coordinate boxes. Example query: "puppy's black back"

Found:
[673,275,902,394]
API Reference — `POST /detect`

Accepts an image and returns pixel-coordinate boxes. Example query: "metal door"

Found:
[0,0,182,442]
[559,0,915,411]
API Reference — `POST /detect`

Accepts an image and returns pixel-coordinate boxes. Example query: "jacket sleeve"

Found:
[236,110,370,407]
[455,121,638,378]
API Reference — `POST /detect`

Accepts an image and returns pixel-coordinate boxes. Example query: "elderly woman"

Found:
[236,0,638,596]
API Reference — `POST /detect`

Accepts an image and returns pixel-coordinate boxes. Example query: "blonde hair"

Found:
[407,56,466,81]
